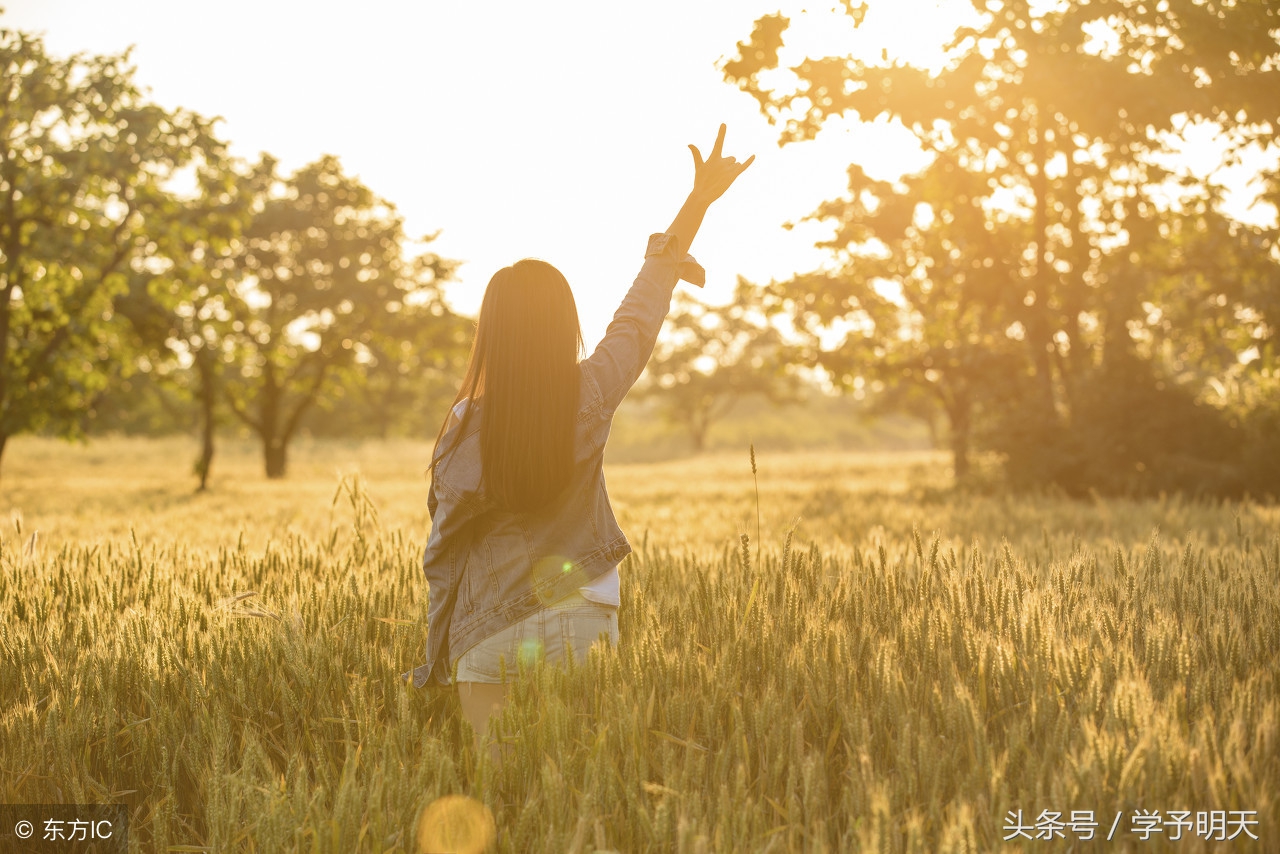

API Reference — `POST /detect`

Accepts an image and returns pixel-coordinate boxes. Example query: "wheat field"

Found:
[0,436,1276,852]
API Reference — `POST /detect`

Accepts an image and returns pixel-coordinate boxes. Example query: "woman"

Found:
[404,125,754,760]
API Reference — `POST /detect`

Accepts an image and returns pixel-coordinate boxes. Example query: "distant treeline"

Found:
[3,3,1279,498]
[719,1,1280,498]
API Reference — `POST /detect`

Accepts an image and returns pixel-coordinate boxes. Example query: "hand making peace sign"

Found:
[688,123,755,205]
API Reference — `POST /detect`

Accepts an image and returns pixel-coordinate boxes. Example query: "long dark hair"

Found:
[430,258,584,513]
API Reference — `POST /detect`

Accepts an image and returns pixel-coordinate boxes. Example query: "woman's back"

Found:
[409,232,704,689]
[404,126,756,778]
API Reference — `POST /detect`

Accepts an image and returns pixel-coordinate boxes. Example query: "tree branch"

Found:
[223,387,263,434]
[281,353,332,442]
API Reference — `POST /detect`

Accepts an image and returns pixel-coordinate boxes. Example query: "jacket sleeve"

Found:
[581,232,703,416]
[419,476,482,686]
[423,408,468,598]
[421,397,474,622]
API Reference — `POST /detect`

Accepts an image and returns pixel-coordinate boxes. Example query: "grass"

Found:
[0,435,1276,852]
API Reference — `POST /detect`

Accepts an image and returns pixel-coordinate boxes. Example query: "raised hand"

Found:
[688,124,755,205]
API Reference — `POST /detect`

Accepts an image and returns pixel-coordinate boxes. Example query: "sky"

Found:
[4,0,1273,350]
[0,0,967,349]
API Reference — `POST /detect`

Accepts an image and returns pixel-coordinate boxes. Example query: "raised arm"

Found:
[665,123,756,256]
[580,125,754,418]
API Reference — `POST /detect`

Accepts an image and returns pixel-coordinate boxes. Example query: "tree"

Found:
[723,0,1279,491]
[761,155,1028,480]
[114,154,265,489]
[1031,175,1280,495]
[224,155,457,478]
[0,25,219,480]
[637,278,802,452]
[303,284,473,440]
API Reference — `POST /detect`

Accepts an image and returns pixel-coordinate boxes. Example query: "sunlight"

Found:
[416,796,495,854]
[775,0,981,75]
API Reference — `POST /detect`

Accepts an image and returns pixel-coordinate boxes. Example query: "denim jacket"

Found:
[404,232,703,688]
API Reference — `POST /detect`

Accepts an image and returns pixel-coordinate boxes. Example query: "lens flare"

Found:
[518,637,544,668]
[416,795,496,854]
[532,554,574,602]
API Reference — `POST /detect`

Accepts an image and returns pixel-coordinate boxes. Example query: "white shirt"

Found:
[579,565,620,607]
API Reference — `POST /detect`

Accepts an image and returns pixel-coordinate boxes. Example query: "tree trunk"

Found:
[920,412,939,450]
[376,391,392,439]
[1028,102,1058,419]
[260,360,285,478]
[194,350,216,491]
[690,421,708,453]
[1101,264,1139,371]
[1053,140,1085,416]
[946,392,972,483]
[688,405,711,453]
[950,412,971,482]
[264,439,287,479]
[0,431,7,485]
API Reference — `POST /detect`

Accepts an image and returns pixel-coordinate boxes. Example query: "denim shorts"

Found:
[453,589,619,684]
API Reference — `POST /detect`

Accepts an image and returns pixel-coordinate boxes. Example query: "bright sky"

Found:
[4,0,1272,349]
[0,0,963,349]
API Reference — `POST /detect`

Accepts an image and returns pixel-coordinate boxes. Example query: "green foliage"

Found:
[723,0,1280,495]
[1207,355,1280,496]
[299,281,473,440]
[636,278,803,451]
[110,150,267,488]
[992,179,1280,497]
[997,353,1250,497]
[96,145,470,477]
[761,157,1030,479]
[222,155,462,477]
[0,18,467,478]
[80,369,195,435]
[0,24,220,468]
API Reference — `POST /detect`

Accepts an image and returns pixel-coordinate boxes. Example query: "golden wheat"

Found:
[0,437,1275,851]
